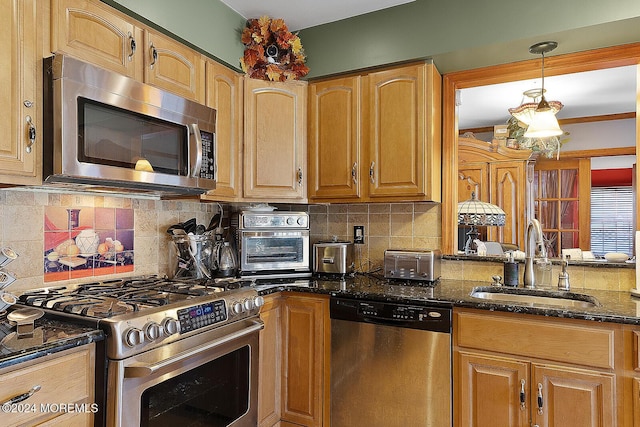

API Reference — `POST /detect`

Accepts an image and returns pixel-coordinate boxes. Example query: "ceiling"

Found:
[220,0,415,31]
[459,65,638,130]
[219,1,637,129]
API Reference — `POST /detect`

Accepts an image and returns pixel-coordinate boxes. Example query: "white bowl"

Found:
[604,252,628,263]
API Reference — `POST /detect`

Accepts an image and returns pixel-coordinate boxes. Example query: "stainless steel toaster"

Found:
[384,249,441,282]
[313,241,355,275]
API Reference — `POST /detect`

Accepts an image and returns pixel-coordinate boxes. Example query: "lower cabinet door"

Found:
[457,351,530,427]
[531,364,615,427]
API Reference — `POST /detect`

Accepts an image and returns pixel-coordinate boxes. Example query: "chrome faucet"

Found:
[523,218,547,288]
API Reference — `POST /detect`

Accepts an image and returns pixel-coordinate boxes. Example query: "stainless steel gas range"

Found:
[17,276,265,427]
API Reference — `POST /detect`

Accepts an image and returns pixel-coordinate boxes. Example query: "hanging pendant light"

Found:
[523,41,563,138]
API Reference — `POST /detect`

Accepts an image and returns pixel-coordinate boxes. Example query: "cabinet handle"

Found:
[297,168,303,186]
[0,385,41,406]
[150,43,158,69]
[536,383,543,415]
[128,32,136,61]
[351,162,358,184]
[25,115,36,154]
[369,161,375,183]
[519,379,526,410]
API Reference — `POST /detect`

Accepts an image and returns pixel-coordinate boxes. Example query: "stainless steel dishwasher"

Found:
[330,297,452,427]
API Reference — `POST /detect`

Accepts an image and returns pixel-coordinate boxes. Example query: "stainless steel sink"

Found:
[470,286,600,309]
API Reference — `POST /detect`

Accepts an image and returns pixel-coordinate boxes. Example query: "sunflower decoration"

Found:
[240,16,310,82]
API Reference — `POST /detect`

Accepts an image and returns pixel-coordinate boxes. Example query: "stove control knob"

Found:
[162,318,180,336]
[243,299,254,311]
[286,217,294,225]
[253,296,265,309]
[144,322,162,341]
[233,301,244,315]
[124,327,145,347]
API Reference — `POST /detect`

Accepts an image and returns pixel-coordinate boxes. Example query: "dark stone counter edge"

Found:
[0,330,104,371]
[254,278,640,327]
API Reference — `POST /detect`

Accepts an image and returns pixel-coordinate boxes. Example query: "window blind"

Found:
[590,186,634,256]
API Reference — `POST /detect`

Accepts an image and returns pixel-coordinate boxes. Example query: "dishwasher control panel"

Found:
[330,297,451,333]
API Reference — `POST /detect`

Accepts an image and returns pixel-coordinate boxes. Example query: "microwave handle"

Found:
[188,124,203,177]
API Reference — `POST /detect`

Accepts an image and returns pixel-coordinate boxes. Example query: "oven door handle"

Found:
[124,319,264,378]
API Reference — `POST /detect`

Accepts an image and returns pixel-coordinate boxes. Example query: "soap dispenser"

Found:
[504,251,519,287]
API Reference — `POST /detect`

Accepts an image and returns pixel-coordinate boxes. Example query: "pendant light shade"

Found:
[521,41,563,139]
[523,99,563,138]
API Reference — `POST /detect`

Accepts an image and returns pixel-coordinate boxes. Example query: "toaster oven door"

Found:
[239,230,310,274]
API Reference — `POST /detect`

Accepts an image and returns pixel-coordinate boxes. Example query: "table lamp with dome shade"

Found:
[458,192,506,255]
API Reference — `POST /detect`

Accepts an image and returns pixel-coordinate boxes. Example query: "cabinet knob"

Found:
[369,161,376,183]
[25,115,36,154]
[128,32,137,61]
[351,162,358,184]
[536,383,544,415]
[150,43,158,68]
[297,167,303,185]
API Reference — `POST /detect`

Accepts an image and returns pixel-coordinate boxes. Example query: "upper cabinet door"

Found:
[243,78,308,201]
[308,76,362,201]
[366,63,441,201]
[0,0,41,184]
[51,0,143,80]
[143,30,205,103]
[203,60,243,201]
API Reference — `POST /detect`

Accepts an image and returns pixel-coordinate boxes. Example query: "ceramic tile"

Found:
[369,203,390,214]
[390,213,413,236]
[368,213,390,237]
[43,206,135,283]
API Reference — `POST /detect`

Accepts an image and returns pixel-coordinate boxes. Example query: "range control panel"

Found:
[178,299,227,333]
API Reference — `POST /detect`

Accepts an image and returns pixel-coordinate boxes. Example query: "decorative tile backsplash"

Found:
[43,206,135,282]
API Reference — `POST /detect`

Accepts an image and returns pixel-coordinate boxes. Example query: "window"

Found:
[590,186,634,256]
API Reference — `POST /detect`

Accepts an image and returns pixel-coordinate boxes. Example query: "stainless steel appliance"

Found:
[330,296,452,427]
[233,211,311,278]
[17,277,264,427]
[383,249,441,282]
[43,55,217,196]
[313,241,354,276]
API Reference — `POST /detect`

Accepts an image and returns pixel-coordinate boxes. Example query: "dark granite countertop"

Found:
[0,308,104,370]
[255,275,640,326]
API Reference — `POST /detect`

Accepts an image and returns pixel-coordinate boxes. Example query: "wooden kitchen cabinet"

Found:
[0,344,95,426]
[308,61,441,203]
[243,78,308,201]
[259,293,329,427]
[458,136,534,249]
[308,76,362,200]
[51,0,143,79]
[52,0,205,103]
[201,60,243,201]
[142,29,205,103]
[280,293,329,427]
[0,0,42,185]
[454,308,621,427]
[259,294,283,427]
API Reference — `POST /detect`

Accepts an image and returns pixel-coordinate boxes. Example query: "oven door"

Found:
[107,318,263,427]
[239,230,310,274]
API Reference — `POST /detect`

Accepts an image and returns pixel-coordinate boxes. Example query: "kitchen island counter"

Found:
[255,275,640,326]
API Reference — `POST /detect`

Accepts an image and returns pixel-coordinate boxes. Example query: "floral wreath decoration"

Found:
[240,16,310,82]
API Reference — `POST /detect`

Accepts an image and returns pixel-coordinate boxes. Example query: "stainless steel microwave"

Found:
[42,55,216,196]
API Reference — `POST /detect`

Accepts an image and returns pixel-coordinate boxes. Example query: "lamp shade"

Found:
[458,193,506,226]
[509,100,563,126]
[523,107,563,138]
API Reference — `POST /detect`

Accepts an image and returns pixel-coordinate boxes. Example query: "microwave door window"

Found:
[78,97,188,175]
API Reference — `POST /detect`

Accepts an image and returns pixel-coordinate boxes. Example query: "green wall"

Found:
[299,0,640,77]
[106,0,640,78]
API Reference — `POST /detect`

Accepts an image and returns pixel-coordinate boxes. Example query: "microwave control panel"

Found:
[200,130,216,179]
